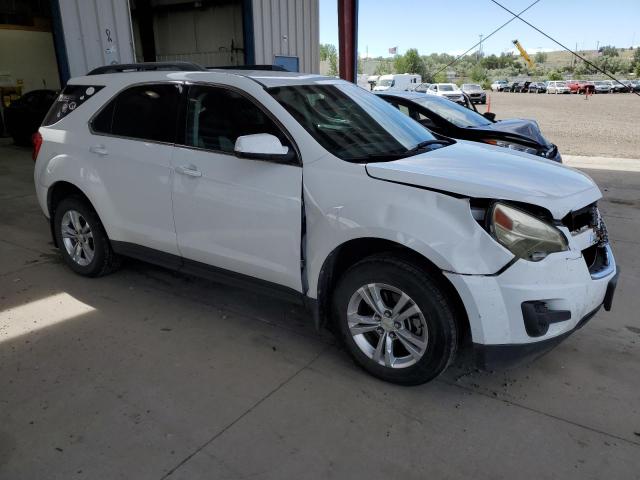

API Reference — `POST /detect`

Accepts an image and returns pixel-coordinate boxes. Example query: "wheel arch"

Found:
[47,181,96,247]
[315,237,471,346]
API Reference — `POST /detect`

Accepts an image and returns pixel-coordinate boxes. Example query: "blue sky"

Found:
[320,0,640,57]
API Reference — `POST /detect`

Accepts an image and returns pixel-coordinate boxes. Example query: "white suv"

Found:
[33,63,618,385]
[426,83,465,103]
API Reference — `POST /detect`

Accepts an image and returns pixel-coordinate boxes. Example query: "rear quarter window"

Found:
[42,84,104,126]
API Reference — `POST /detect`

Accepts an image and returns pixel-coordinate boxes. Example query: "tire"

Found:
[53,196,120,277]
[332,254,457,385]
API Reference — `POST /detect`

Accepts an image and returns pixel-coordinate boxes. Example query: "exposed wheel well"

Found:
[316,238,471,346]
[47,182,94,247]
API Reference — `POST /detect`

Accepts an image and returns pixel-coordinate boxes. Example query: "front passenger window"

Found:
[185,86,290,154]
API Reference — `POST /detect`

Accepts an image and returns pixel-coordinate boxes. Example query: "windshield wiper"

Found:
[352,139,452,163]
[403,139,452,155]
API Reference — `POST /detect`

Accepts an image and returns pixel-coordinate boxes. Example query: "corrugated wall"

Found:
[252,0,319,73]
[58,0,135,78]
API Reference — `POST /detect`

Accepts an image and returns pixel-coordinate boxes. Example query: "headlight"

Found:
[483,139,539,155]
[489,203,568,261]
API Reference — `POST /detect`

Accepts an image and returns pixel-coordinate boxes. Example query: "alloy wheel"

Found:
[347,283,429,369]
[61,210,95,266]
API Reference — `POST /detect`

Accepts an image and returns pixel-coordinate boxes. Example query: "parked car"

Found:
[414,82,431,93]
[34,64,618,385]
[567,80,595,94]
[604,80,627,93]
[460,83,486,104]
[426,83,464,103]
[377,91,562,162]
[508,81,530,93]
[515,81,531,93]
[592,81,611,94]
[373,73,421,92]
[546,81,570,94]
[528,82,547,93]
[490,80,508,91]
[4,89,58,145]
[616,80,637,93]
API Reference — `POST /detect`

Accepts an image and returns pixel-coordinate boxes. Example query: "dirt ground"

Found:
[475,92,640,159]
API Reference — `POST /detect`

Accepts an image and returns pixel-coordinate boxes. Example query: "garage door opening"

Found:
[130,0,249,67]
[0,0,60,140]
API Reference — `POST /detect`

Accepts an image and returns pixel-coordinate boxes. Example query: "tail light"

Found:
[32,132,43,162]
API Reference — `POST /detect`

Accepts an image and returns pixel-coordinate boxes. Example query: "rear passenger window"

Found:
[92,83,181,143]
[42,84,104,126]
[184,85,290,153]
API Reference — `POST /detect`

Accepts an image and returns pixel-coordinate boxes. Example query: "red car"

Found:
[567,80,595,94]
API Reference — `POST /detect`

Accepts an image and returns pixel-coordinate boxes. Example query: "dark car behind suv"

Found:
[5,89,58,145]
[377,91,562,162]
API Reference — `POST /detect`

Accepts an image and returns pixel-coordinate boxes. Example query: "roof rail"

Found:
[208,64,288,72]
[87,61,207,75]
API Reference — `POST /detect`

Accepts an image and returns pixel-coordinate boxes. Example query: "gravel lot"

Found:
[475,92,640,159]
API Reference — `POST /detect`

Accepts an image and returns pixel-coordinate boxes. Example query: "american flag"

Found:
[388,46,397,55]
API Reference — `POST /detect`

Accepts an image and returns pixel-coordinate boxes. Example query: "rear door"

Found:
[170,84,303,291]
[89,82,182,256]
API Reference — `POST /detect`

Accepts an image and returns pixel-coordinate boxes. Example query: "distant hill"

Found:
[540,48,636,69]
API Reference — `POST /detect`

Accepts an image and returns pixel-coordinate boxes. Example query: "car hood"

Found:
[365,141,600,219]
[468,118,551,147]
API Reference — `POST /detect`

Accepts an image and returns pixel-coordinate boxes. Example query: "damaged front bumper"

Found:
[445,243,618,369]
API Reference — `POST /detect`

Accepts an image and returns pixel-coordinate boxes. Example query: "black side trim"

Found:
[111,241,304,306]
[111,242,182,270]
[473,304,602,370]
[603,267,620,311]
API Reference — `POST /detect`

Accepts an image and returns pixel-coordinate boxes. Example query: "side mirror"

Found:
[234,133,294,163]
[483,112,496,122]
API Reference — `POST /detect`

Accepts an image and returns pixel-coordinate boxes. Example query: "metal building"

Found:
[50,0,320,84]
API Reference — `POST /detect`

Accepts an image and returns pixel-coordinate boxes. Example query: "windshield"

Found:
[555,81,567,86]
[413,95,492,128]
[378,78,394,87]
[269,83,439,162]
[463,84,482,91]
[439,84,455,92]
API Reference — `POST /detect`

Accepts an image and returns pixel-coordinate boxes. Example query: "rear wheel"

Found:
[333,255,457,385]
[53,197,120,277]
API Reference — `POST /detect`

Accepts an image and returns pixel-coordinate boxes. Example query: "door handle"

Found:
[175,165,202,177]
[89,144,108,156]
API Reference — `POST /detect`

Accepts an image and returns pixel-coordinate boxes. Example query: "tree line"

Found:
[320,43,640,85]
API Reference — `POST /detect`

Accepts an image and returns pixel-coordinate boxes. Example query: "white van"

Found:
[373,74,421,92]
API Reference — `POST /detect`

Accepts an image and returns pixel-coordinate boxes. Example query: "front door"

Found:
[171,84,303,292]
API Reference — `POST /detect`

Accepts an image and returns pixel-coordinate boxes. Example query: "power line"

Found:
[489,0,640,97]
[432,0,541,77]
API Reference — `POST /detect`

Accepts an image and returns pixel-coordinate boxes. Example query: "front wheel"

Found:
[332,255,458,385]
